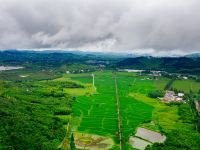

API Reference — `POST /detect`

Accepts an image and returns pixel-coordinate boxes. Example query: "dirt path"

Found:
[114,75,122,150]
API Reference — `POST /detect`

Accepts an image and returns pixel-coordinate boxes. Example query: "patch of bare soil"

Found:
[129,137,151,150]
[129,127,166,150]
[135,127,166,143]
[74,132,114,150]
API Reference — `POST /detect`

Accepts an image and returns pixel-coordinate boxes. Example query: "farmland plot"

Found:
[116,74,154,140]
[72,72,118,137]
[71,72,154,148]
[70,71,200,150]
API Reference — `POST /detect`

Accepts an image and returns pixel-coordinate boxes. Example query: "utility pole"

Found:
[91,74,95,87]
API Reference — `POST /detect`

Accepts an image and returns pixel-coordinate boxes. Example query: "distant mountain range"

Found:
[0,50,200,74]
[1,49,200,58]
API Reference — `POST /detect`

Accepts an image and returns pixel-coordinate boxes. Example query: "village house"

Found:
[183,76,188,80]
[66,71,70,74]
[162,91,184,103]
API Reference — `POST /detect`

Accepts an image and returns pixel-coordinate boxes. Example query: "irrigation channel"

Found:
[114,75,123,150]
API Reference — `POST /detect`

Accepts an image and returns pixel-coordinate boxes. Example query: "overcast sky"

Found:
[0,0,200,56]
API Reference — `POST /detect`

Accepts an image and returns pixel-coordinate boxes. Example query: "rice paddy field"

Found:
[117,74,154,140]
[72,72,118,137]
[172,79,200,93]
[68,71,200,149]
[69,72,154,148]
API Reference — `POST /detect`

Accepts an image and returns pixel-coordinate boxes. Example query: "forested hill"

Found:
[116,57,200,74]
[0,50,84,66]
[1,51,200,74]
[0,50,117,67]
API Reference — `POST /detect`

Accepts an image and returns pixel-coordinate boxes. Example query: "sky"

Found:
[0,0,200,56]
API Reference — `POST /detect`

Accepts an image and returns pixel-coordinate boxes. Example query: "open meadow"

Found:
[172,79,200,93]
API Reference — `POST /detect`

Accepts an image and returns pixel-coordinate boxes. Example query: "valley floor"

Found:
[66,71,200,150]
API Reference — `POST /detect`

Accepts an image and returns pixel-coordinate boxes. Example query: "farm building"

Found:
[178,93,184,97]
[162,91,184,103]
[183,76,188,80]
[194,100,200,115]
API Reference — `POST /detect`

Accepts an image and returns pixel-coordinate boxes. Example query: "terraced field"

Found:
[117,74,153,141]
[69,71,200,150]
[71,71,154,147]
[72,72,118,137]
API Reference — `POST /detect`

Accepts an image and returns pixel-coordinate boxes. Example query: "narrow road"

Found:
[114,75,122,150]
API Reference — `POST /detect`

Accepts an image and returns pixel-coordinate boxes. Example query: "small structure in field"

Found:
[178,93,184,97]
[194,100,200,115]
[66,71,70,74]
[183,76,188,80]
[162,91,184,103]
[151,71,162,79]
[19,75,29,78]
[91,73,95,87]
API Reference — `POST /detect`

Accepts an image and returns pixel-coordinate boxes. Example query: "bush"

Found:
[54,109,71,115]
[148,90,163,98]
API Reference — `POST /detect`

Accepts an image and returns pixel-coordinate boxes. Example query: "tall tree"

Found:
[70,133,76,150]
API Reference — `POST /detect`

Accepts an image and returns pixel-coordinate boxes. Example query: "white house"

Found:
[178,93,184,97]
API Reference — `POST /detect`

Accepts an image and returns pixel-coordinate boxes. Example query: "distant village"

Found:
[118,69,191,80]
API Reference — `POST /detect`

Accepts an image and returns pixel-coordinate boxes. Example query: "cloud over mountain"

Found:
[0,0,200,55]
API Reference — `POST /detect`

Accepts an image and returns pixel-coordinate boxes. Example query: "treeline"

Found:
[164,79,175,90]
[117,57,200,74]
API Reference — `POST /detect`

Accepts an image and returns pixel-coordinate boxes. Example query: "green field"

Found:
[117,73,153,140]
[172,79,200,93]
[72,72,118,137]
[70,71,200,149]
[71,72,154,148]
[1,69,200,149]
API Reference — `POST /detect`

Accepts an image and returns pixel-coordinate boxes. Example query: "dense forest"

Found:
[117,57,200,74]
[0,74,83,149]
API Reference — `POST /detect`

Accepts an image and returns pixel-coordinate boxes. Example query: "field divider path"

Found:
[114,75,122,150]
